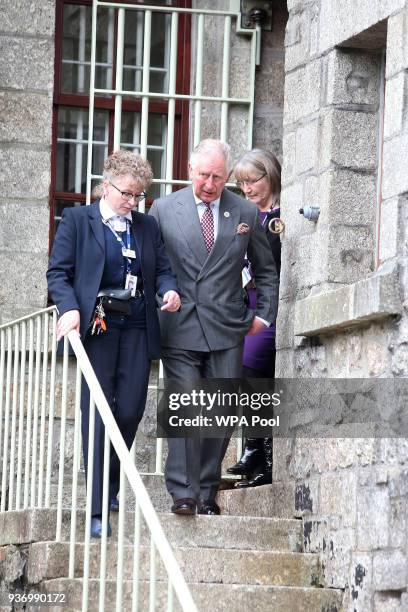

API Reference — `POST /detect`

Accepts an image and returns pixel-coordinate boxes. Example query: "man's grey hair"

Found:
[189,139,233,174]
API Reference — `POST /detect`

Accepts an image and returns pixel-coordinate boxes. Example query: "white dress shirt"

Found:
[100,197,132,232]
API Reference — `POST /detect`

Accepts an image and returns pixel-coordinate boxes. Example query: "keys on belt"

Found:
[91,302,107,335]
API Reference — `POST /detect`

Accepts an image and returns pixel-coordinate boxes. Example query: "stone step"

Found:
[0,509,303,552]
[28,541,321,587]
[42,577,343,612]
[47,474,296,518]
[47,473,171,514]
[217,482,295,518]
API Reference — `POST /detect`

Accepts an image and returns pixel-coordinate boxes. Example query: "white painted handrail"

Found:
[67,330,198,611]
[0,307,198,611]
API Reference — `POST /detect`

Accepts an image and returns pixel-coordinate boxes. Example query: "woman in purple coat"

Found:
[227,149,282,487]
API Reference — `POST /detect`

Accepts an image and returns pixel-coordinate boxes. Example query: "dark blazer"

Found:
[265,208,281,277]
[149,186,279,352]
[47,201,178,359]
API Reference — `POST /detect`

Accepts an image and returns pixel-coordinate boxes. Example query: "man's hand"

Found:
[247,317,268,336]
[56,309,80,341]
[161,290,181,312]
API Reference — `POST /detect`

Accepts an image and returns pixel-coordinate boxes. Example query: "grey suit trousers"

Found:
[162,344,243,502]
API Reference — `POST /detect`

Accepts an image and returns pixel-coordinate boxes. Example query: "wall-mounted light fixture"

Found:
[240,0,273,30]
[240,1,273,65]
[299,206,321,222]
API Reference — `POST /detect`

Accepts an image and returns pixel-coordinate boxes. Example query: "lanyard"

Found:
[103,218,133,273]
[259,211,270,228]
[260,207,279,228]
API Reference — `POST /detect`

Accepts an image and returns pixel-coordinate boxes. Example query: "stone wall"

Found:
[277,0,408,610]
[0,0,55,324]
[252,0,287,157]
[193,0,287,162]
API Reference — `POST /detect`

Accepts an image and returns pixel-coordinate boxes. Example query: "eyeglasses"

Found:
[109,181,147,202]
[236,173,266,188]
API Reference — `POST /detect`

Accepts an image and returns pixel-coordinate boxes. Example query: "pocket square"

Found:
[236,223,250,235]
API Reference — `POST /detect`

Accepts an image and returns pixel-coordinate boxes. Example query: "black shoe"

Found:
[235,437,273,488]
[171,498,196,515]
[91,517,112,538]
[235,472,272,488]
[110,497,119,512]
[226,438,265,476]
[197,500,221,515]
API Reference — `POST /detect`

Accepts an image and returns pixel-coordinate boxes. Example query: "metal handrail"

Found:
[0,307,198,611]
[0,306,56,331]
[67,330,198,611]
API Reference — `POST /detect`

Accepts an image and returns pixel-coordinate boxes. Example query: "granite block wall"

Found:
[277,1,408,609]
[0,0,55,324]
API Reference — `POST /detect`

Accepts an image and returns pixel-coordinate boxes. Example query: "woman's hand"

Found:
[161,290,181,312]
[247,317,268,336]
[56,309,80,341]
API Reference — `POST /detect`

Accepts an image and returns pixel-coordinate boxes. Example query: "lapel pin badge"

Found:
[236,223,250,234]
[224,211,230,218]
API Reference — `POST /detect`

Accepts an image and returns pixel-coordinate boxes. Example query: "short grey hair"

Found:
[189,139,233,174]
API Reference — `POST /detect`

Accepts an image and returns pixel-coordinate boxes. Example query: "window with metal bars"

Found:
[50,0,191,242]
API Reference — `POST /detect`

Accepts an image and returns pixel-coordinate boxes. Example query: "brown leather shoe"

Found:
[171,498,197,515]
[197,500,221,515]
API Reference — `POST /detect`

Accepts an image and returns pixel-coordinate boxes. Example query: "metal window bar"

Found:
[107,8,115,89]
[193,12,204,147]
[75,112,84,194]
[113,8,125,151]
[134,11,144,93]
[163,11,171,95]
[0,307,198,611]
[78,6,87,92]
[164,11,178,197]
[140,9,152,160]
[86,2,257,204]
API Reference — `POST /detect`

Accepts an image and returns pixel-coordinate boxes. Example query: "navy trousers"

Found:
[81,327,150,516]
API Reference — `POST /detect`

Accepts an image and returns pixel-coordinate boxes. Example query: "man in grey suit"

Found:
[150,139,279,515]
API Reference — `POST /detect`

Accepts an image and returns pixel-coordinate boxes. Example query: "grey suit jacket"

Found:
[149,186,279,351]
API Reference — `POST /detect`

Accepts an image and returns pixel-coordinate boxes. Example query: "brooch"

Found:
[268,217,285,235]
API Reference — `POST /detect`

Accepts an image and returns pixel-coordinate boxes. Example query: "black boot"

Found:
[226,438,264,476]
[235,438,272,487]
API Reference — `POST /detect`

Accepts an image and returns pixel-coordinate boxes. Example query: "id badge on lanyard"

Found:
[104,218,137,295]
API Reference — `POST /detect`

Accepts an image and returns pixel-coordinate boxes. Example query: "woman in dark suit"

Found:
[227,149,282,488]
[47,150,180,536]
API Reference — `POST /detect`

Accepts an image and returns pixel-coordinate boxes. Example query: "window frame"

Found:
[50,0,191,248]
